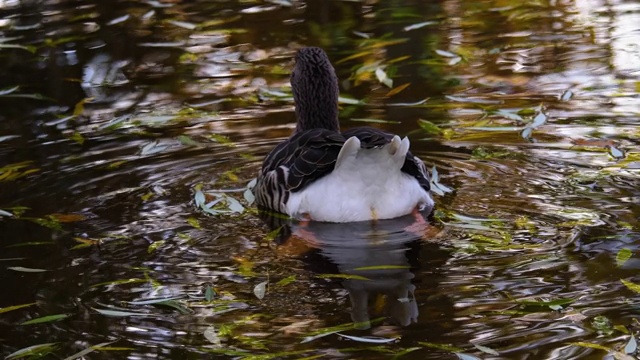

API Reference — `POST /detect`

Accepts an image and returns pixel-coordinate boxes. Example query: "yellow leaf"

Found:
[50,213,86,223]
[385,83,410,97]
[621,279,640,293]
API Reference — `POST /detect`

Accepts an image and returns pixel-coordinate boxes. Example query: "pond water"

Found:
[1,0,639,359]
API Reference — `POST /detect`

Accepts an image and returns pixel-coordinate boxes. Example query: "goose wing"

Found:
[255,129,345,212]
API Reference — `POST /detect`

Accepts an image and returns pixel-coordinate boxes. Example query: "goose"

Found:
[254,47,434,223]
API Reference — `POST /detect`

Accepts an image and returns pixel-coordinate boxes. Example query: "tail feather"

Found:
[336,136,361,169]
[337,135,411,171]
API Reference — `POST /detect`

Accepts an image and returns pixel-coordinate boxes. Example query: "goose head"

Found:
[291,47,340,133]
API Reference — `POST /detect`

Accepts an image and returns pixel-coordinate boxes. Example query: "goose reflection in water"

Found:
[260,212,449,328]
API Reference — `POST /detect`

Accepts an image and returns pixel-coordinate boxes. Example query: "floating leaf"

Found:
[386,83,410,97]
[417,119,443,136]
[446,95,501,104]
[336,333,398,343]
[404,21,437,31]
[530,110,548,128]
[194,185,206,207]
[128,297,185,305]
[435,49,458,58]
[204,325,222,347]
[607,145,625,160]
[0,302,36,314]
[107,14,130,26]
[243,188,255,205]
[621,279,640,294]
[375,67,393,88]
[140,140,169,155]
[0,161,39,182]
[516,297,575,309]
[63,341,115,360]
[153,300,193,314]
[8,267,47,273]
[49,213,86,223]
[430,166,454,196]
[0,86,20,95]
[569,341,636,360]
[472,344,499,355]
[448,56,462,65]
[521,126,533,140]
[177,135,202,147]
[350,118,400,124]
[0,43,37,53]
[5,343,58,360]
[147,240,165,253]
[73,97,94,116]
[167,20,197,30]
[254,281,267,300]
[625,335,637,354]
[495,109,524,122]
[20,314,70,325]
[93,308,151,317]
[560,89,574,101]
[301,330,341,344]
[187,217,201,229]
[205,284,216,301]
[455,353,481,360]
[388,98,428,107]
[616,248,632,267]
[316,273,370,281]
[353,265,409,271]
[0,209,13,217]
[276,275,296,287]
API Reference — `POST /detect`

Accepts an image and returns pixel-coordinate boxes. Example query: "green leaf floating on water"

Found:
[621,279,640,294]
[5,343,59,359]
[20,313,70,325]
[616,248,632,267]
[0,302,37,314]
[62,341,115,360]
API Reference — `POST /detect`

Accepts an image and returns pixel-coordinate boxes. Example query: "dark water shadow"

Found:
[260,211,453,331]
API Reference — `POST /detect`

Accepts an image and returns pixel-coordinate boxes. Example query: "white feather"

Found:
[286,136,434,222]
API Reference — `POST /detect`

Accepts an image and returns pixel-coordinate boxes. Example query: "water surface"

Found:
[1,0,639,359]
